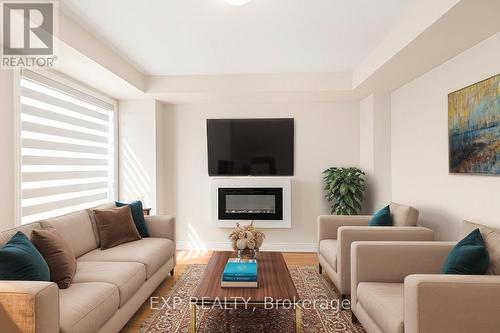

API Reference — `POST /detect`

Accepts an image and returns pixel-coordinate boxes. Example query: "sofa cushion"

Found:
[41,211,97,257]
[0,222,42,246]
[442,229,489,275]
[116,200,149,237]
[319,240,338,271]
[87,202,117,246]
[462,221,500,275]
[94,206,141,250]
[390,203,419,227]
[0,231,50,281]
[77,238,175,278]
[59,282,119,333]
[357,282,404,333]
[31,227,77,289]
[369,205,393,226]
[73,261,146,306]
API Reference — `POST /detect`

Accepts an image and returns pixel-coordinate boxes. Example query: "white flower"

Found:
[236,239,247,250]
[247,239,256,249]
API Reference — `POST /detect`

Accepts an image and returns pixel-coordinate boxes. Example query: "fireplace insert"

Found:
[218,187,283,220]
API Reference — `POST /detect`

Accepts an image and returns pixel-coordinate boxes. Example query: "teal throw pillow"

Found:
[0,231,50,281]
[116,200,149,237]
[442,228,489,275]
[368,205,393,226]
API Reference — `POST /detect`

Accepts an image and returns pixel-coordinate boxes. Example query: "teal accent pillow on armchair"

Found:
[116,200,150,237]
[442,228,489,275]
[368,205,393,226]
[0,231,50,281]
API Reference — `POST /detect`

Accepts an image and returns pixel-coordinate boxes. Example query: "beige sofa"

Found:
[317,203,434,299]
[351,221,500,333]
[0,206,176,333]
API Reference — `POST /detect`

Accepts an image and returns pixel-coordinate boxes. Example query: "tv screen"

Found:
[207,118,294,176]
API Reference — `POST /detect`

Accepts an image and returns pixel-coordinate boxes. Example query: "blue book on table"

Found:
[222,275,257,282]
[222,259,257,280]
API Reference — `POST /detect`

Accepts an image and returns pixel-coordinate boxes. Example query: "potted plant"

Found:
[323,167,366,215]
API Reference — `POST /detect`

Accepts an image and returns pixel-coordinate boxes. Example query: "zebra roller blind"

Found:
[20,70,116,224]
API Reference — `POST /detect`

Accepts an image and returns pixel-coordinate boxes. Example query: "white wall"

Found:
[155,102,168,215]
[118,100,164,213]
[161,102,360,250]
[391,32,500,241]
[0,70,16,230]
[359,95,375,212]
[372,94,392,211]
[359,93,392,213]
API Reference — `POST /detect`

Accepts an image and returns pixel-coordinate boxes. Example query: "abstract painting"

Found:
[449,74,500,175]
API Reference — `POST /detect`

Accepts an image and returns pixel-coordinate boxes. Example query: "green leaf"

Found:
[322,166,366,215]
[340,184,348,195]
[347,194,354,205]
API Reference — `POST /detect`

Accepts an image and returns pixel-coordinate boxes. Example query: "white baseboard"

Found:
[176,241,317,253]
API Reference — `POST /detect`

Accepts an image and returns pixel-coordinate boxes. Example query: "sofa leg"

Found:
[170,268,174,276]
[351,312,358,324]
[318,263,322,274]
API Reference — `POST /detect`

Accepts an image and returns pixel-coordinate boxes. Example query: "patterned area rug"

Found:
[141,265,365,333]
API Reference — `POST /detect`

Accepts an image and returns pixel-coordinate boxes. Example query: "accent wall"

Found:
[391,32,500,240]
[161,101,360,251]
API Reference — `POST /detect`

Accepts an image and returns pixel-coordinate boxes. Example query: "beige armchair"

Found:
[351,240,500,333]
[317,203,434,299]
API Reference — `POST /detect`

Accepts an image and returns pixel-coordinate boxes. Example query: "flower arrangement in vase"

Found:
[229,222,265,259]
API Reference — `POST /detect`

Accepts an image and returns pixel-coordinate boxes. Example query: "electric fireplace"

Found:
[211,178,291,228]
[218,187,283,220]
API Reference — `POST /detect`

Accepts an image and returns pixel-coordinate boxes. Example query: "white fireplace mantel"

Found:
[210,177,291,228]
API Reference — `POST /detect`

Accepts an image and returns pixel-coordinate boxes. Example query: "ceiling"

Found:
[61,0,415,76]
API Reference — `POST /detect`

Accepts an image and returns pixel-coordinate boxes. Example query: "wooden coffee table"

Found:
[190,251,301,332]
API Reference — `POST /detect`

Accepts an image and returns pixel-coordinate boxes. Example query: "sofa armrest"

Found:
[145,215,176,267]
[145,215,176,242]
[336,227,434,295]
[317,215,370,242]
[0,281,59,333]
[351,241,454,307]
[405,274,500,333]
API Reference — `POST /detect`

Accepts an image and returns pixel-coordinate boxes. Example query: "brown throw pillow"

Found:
[31,228,76,289]
[94,205,141,250]
[87,202,116,246]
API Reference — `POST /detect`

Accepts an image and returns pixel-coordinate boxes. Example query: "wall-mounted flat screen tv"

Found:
[207,118,294,176]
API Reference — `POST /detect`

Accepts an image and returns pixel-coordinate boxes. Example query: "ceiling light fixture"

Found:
[224,0,252,6]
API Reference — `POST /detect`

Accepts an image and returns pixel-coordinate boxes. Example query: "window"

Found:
[19,70,116,224]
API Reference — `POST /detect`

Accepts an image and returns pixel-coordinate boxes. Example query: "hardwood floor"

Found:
[120,251,318,332]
